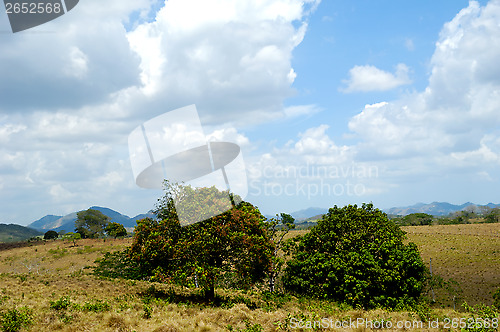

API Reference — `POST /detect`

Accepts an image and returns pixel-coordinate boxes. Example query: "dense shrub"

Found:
[43,230,58,240]
[50,296,71,310]
[0,307,33,332]
[283,203,427,309]
[105,222,127,238]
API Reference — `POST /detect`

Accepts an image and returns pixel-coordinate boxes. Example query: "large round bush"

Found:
[283,203,426,309]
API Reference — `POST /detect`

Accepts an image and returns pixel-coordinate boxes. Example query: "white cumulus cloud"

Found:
[341,63,412,93]
[347,0,500,183]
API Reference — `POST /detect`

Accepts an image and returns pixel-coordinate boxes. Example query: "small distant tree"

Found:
[106,222,127,238]
[71,232,81,246]
[43,230,59,240]
[484,208,500,223]
[64,232,81,246]
[75,209,109,239]
[401,213,434,226]
[283,203,427,309]
[266,213,295,293]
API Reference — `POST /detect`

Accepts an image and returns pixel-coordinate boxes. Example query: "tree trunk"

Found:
[204,284,215,301]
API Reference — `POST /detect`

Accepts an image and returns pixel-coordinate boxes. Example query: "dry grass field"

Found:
[0,224,498,331]
[402,223,500,307]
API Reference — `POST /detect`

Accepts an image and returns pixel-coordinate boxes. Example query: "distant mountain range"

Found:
[289,202,500,221]
[290,207,329,221]
[24,201,500,234]
[384,201,500,216]
[28,206,154,233]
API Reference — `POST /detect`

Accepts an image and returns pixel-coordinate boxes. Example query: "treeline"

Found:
[390,207,500,226]
[91,182,443,310]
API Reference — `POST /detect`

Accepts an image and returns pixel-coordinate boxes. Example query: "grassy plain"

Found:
[402,223,499,307]
[0,224,497,331]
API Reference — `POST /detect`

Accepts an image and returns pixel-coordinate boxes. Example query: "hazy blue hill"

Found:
[88,206,137,227]
[29,207,144,233]
[385,201,500,216]
[29,215,62,230]
[0,224,42,243]
[132,212,155,222]
[290,207,329,221]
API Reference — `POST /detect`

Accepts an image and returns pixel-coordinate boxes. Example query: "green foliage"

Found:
[142,303,152,319]
[50,296,71,310]
[81,300,111,312]
[493,288,500,308]
[0,307,33,332]
[0,224,42,243]
[394,213,434,226]
[484,208,500,223]
[283,203,427,309]
[130,183,273,301]
[105,222,127,238]
[261,291,292,312]
[43,230,59,240]
[92,250,146,280]
[75,209,110,239]
[411,302,432,322]
[62,232,81,246]
[461,302,499,332]
[16,275,27,283]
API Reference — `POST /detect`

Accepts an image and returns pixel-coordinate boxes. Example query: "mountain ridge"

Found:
[27,201,500,232]
[384,201,500,216]
[0,224,42,243]
[28,207,154,233]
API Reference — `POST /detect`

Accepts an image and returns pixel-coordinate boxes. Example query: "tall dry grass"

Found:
[0,224,497,331]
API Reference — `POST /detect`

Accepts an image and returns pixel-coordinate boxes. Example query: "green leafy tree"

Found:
[266,213,295,293]
[130,183,273,301]
[283,203,427,309]
[43,230,59,240]
[71,232,81,246]
[402,213,434,226]
[484,208,500,223]
[105,222,127,238]
[63,232,81,246]
[75,209,109,239]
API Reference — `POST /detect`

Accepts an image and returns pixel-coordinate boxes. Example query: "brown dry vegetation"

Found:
[402,223,500,307]
[0,224,498,331]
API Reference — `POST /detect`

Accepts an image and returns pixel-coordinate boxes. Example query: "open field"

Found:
[402,223,500,307]
[0,224,498,331]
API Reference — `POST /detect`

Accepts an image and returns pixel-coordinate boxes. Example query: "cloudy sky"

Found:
[1,0,499,225]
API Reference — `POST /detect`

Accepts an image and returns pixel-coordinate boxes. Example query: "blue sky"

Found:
[1,0,499,225]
